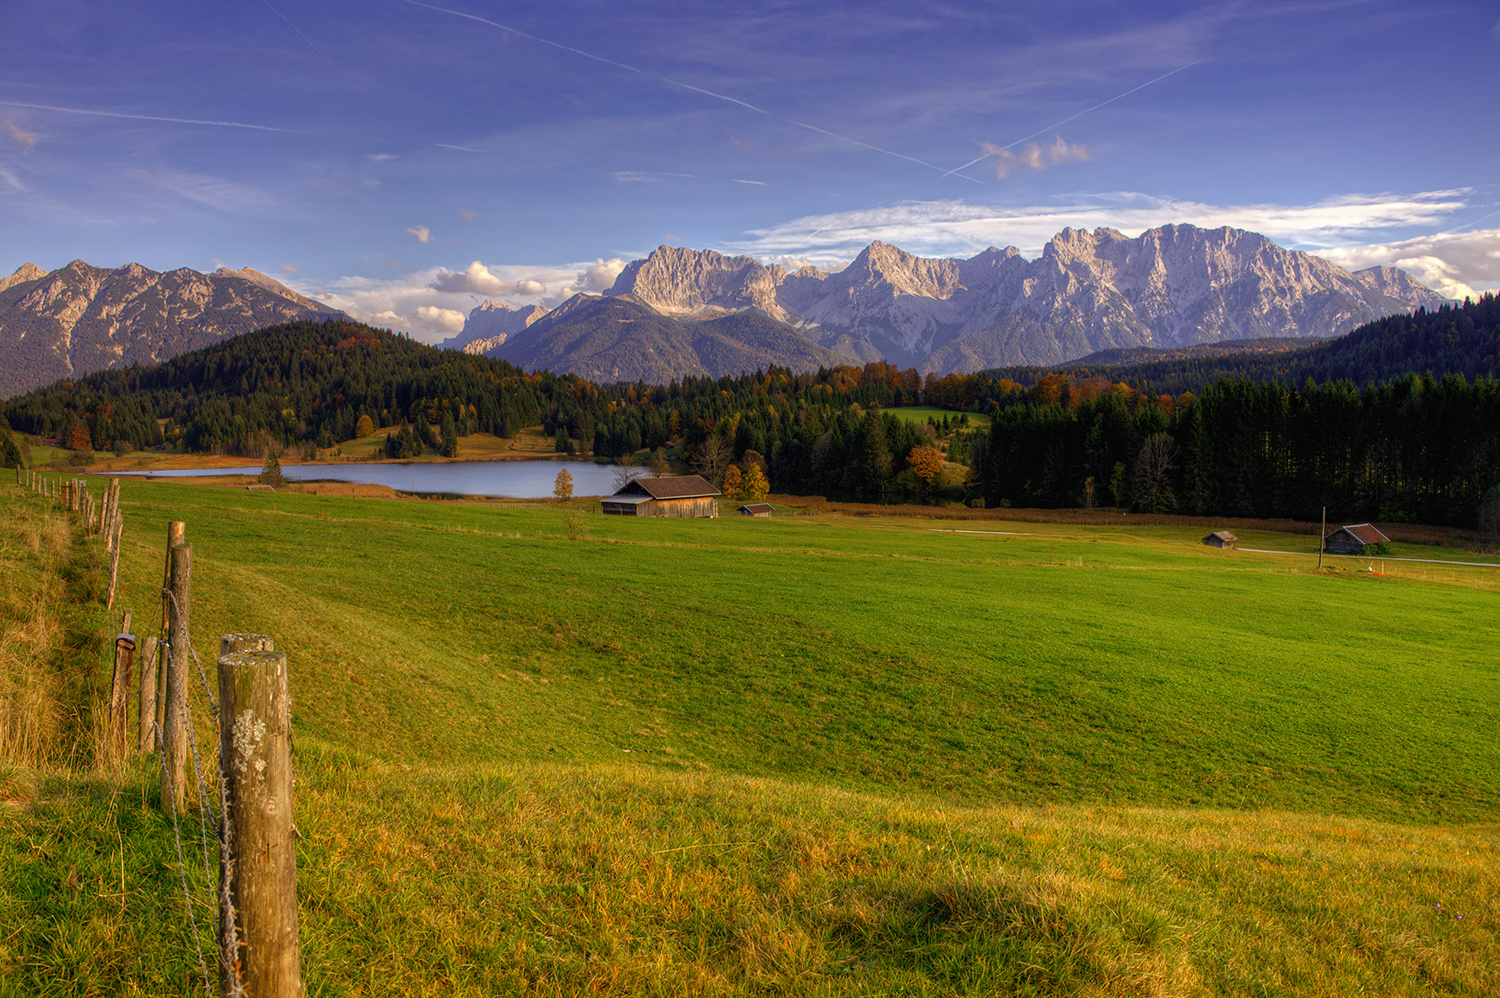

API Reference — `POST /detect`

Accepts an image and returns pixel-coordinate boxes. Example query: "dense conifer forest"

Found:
[4,297,1498,528]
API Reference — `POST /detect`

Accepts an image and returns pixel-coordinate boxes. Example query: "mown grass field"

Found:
[2,475,1497,996]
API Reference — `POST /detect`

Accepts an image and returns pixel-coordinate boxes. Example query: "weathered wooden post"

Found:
[160,543,192,814]
[137,636,158,754]
[218,639,302,998]
[106,498,124,610]
[108,633,136,766]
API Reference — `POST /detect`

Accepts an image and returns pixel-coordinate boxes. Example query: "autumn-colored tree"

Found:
[908,445,945,502]
[721,463,743,499]
[740,462,769,501]
[69,422,91,452]
[554,468,573,502]
[355,413,375,438]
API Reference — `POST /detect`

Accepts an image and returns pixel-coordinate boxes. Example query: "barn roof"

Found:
[614,474,721,499]
[739,503,774,514]
[1328,523,1389,546]
[1205,530,1238,543]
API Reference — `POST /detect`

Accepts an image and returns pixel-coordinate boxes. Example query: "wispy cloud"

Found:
[128,169,277,213]
[435,143,482,153]
[614,170,766,186]
[0,100,297,133]
[3,115,38,153]
[400,0,972,182]
[405,225,436,244]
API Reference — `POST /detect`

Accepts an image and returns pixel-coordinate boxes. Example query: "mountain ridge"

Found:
[0,260,344,398]
[459,224,1452,383]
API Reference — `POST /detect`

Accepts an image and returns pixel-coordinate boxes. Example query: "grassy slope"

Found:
[2,477,1498,996]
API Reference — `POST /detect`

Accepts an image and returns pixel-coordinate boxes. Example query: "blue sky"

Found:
[2,0,1497,341]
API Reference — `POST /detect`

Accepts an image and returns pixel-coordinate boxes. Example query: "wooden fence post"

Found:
[108,633,136,766]
[137,636,158,754]
[219,643,302,998]
[160,543,192,814]
[106,492,124,610]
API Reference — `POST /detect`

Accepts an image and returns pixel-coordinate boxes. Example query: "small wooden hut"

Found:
[1323,523,1389,555]
[601,475,721,517]
[1203,530,1238,549]
[738,503,774,518]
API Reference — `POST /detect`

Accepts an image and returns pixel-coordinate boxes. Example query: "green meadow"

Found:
[3,477,1497,996]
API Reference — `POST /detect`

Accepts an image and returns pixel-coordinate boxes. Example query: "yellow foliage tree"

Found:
[355,414,375,438]
[553,468,573,502]
[740,462,769,501]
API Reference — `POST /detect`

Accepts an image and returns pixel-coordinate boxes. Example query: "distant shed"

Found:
[738,503,774,517]
[602,475,721,518]
[1324,523,1389,555]
[1203,530,1238,549]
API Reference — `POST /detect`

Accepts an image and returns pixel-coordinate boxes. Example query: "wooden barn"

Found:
[1324,523,1389,554]
[1203,530,1238,548]
[601,475,721,517]
[738,503,774,517]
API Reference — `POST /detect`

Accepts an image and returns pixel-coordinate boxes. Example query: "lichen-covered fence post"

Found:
[218,636,302,998]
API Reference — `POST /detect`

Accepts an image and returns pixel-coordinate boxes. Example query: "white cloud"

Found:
[278,263,301,275]
[416,305,467,333]
[1318,229,1500,300]
[367,153,397,162]
[405,225,436,244]
[730,189,1474,264]
[293,260,588,343]
[429,260,535,296]
[574,257,627,292]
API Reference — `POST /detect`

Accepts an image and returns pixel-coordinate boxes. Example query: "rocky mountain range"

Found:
[470,224,1451,382]
[436,300,545,356]
[0,261,343,399]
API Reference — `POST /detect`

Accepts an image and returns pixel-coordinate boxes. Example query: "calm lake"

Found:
[120,459,623,498]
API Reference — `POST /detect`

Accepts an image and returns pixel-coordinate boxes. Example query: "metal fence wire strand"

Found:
[162,587,245,998]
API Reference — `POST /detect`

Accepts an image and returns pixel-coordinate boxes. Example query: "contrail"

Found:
[400,0,978,182]
[942,58,1205,178]
[0,100,297,132]
[261,0,370,97]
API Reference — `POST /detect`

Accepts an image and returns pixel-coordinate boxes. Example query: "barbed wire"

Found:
[161,586,244,998]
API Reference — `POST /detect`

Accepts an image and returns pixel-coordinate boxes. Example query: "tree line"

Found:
[3,297,1498,528]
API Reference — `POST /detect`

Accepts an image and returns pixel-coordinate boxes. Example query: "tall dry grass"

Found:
[0,488,110,779]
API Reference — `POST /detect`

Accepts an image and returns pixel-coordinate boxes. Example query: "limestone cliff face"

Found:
[599,226,1452,373]
[0,261,343,398]
[438,301,546,356]
[607,245,792,321]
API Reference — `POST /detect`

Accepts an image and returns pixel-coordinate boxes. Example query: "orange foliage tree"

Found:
[721,463,743,499]
[908,445,946,502]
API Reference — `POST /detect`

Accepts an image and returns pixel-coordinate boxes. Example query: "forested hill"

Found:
[1,319,559,454]
[982,294,1500,395]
